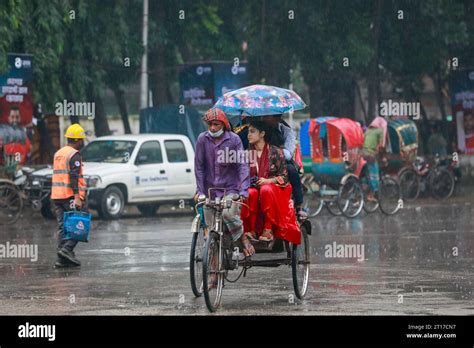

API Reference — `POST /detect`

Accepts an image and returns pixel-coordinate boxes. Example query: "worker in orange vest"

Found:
[51,123,87,268]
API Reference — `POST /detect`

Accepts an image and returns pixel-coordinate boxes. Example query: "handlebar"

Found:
[194,195,249,214]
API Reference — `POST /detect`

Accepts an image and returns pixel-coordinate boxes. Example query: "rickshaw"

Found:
[383,119,456,200]
[382,119,419,201]
[189,84,311,312]
[304,117,365,218]
[303,117,401,217]
[189,189,311,312]
[0,124,30,224]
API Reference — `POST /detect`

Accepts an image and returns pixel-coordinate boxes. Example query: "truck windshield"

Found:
[82,140,137,163]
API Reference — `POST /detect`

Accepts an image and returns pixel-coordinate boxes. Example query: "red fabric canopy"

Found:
[326,118,364,149]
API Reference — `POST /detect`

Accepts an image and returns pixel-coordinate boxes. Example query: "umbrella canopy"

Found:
[214,84,306,116]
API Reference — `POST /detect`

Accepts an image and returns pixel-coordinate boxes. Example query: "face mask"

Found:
[209,129,224,138]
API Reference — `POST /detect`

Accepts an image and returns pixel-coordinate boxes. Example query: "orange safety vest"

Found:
[51,146,86,200]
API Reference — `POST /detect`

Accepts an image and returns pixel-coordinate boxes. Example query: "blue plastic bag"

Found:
[63,211,92,242]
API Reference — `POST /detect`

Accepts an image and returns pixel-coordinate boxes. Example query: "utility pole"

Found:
[139,0,149,110]
[289,68,294,128]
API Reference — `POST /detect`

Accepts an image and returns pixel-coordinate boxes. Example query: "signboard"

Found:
[179,63,214,106]
[0,53,34,126]
[213,62,248,101]
[451,69,474,154]
[179,62,248,107]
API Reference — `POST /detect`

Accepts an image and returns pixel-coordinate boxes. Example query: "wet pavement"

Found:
[0,190,473,315]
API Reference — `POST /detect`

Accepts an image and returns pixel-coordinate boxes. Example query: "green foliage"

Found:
[0,0,471,123]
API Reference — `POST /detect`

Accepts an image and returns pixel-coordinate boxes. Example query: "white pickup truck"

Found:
[30,134,196,219]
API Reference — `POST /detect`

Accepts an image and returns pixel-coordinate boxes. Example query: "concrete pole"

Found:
[139,0,149,110]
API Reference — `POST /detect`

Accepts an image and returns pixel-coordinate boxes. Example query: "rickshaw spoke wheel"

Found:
[302,181,324,217]
[326,200,343,216]
[338,178,364,218]
[362,182,379,213]
[429,168,454,200]
[399,169,420,201]
[292,224,310,300]
[202,232,224,312]
[378,177,402,215]
[0,182,23,225]
[190,219,205,297]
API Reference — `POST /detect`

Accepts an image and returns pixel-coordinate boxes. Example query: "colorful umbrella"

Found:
[213,84,306,117]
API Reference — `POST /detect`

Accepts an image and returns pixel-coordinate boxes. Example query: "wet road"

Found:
[0,191,473,315]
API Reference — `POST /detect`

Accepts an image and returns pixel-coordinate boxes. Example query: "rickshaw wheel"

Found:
[378,176,402,215]
[338,178,364,218]
[190,217,205,298]
[399,168,420,201]
[360,166,379,213]
[326,200,343,216]
[202,231,224,312]
[292,224,310,300]
[429,168,455,200]
[362,184,379,213]
[0,181,23,225]
[302,179,324,217]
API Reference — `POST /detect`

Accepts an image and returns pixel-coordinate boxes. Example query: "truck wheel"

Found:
[40,200,56,219]
[98,186,125,220]
[137,204,160,217]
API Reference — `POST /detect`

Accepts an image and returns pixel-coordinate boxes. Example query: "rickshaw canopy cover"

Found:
[387,118,418,154]
[309,117,364,149]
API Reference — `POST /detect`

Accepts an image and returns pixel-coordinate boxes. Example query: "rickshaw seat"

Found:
[250,238,285,253]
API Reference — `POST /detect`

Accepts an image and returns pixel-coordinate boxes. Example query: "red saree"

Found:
[241,144,301,244]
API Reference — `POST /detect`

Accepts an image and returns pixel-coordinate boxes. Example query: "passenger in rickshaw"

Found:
[362,116,388,201]
[261,114,305,218]
[241,120,301,245]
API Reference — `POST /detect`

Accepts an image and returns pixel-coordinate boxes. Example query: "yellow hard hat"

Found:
[65,123,87,139]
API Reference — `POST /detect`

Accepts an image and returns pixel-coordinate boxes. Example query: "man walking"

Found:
[51,123,87,268]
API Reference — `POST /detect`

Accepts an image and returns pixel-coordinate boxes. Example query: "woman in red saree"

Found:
[241,120,301,245]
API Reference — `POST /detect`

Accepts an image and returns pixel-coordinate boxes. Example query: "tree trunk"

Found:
[408,84,429,154]
[87,84,111,137]
[150,0,170,107]
[355,79,367,125]
[307,78,323,118]
[112,85,132,134]
[367,0,383,124]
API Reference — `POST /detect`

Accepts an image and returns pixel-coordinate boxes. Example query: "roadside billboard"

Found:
[179,62,248,108]
[451,69,474,154]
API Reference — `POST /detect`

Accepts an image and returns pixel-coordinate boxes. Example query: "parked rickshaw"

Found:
[383,119,456,200]
[305,117,365,218]
[303,117,402,217]
[382,119,419,201]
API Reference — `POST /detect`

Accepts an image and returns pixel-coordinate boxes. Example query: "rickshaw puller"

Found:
[362,116,388,201]
[194,108,255,257]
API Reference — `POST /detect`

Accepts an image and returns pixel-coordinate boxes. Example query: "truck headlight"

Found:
[86,175,102,188]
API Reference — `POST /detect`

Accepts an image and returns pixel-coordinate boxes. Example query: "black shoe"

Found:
[54,260,71,268]
[297,209,308,220]
[58,249,81,266]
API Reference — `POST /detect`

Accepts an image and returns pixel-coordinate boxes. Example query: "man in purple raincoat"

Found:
[194,108,254,256]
